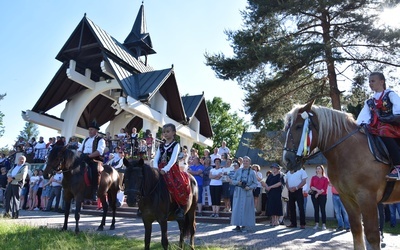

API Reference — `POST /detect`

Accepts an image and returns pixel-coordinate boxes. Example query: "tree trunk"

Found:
[321,10,341,110]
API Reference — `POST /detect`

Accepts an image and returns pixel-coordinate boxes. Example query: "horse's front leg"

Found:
[360,198,381,250]
[159,219,169,250]
[109,192,117,230]
[143,220,154,250]
[74,197,82,233]
[97,194,108,231]
[342,198,366,250]
[62,197,72,231]
[177,219,185,249]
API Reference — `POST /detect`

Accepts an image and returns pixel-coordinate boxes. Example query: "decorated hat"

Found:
[88,120,100,130]
[270,163,281,169]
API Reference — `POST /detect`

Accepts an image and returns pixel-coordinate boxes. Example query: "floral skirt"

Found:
[159,163,190,206]
[368,122,400,138]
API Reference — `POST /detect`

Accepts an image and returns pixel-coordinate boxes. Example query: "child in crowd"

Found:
[28,169,40,210]
[139,139,147,159]
[146,133,154,159]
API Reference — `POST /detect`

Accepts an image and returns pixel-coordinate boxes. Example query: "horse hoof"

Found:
[110,225,115,230]
[97,227,104,231]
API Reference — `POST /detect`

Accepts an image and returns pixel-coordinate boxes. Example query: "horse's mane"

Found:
[285,104,357,149]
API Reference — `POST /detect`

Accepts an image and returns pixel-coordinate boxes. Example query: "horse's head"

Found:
[124,158,146,207]
[43,146,75,176]
[283,100,319,171]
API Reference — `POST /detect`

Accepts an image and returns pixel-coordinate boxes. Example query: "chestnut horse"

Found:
[43,146,120,232]
[283,101,400,250]
[124,159,197,250]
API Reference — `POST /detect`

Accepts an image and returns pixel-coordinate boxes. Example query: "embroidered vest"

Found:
[82,135,103,154]
[158,141,178,165]
[367,90,393,117]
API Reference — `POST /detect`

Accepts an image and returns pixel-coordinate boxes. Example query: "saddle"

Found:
[82,160,104,187]
[362,125,398,202]
[362,125,391,165]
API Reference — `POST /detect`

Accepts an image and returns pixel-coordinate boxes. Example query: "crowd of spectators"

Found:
[0,133,365,235]
[0,126,157,213]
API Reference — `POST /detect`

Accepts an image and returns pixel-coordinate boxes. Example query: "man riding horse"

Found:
[77,121,106,202]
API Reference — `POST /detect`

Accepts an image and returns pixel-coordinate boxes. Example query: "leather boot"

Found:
[92,187,98,203]
[175,207,185,221]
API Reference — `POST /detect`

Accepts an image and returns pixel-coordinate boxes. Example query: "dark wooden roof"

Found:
[29,13,213,135]
[236,132,326,167]
[123,3,156,57]
[182,94,213,137]
[236,132,271,167]
[32,62,87,113]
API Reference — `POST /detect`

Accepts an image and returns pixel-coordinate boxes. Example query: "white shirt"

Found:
[77,135,106,155]
[255,171,263,188]
[356,89,400,125]
[210,168,223,186]
[51,172,63,187]
[108,157,124,169]
[210,153,221,166]
[30,175,40,185]
[217,146,230,156]
[11,165,23,177]
[152,142,180,173]
[286,169,308,188]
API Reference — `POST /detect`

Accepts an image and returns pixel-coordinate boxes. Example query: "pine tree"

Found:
[17,122,39,143]
[205,0,400,128]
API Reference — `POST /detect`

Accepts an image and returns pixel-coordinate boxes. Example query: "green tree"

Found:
[205,0,400,128]
[17,122,39,143]
[0,93,5,138]
[206,97,249,154]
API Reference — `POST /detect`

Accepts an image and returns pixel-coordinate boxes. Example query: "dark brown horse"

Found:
[43,146,120,232]
[283,101,400,250]
[124,159,197,250]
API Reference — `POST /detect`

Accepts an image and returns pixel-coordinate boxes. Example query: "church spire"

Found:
[123,2,156,63]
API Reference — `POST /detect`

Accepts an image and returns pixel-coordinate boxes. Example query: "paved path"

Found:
[1,209,399,249]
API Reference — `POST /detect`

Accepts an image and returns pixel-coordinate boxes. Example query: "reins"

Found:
[304,127,361,161]
[285,110,361,163]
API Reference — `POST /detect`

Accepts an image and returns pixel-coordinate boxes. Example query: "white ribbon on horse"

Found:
[297,111,312,157]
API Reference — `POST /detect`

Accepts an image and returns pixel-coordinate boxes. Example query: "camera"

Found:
[240,181,247,189]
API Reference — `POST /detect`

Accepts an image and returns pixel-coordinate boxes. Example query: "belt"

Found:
[332,193,340,196]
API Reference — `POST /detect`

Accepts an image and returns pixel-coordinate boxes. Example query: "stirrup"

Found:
[386,170,400,181]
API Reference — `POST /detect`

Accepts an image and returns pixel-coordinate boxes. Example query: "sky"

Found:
[1,1,400,149]
[0,0,249,148]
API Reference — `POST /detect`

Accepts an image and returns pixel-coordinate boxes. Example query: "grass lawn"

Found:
[0,220,225,250]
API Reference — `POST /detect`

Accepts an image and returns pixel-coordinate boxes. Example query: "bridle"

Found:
[284,111,318,163]
[284,110,360,162]
[125,166,160,201]
[51,146,77,174]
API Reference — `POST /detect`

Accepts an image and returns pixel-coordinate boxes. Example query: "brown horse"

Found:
[124,159,197,250]
[283,101,400,250]
[43,146,120,232]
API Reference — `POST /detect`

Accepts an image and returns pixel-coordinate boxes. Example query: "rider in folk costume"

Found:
[356,72,400,180]
[77,121,106,201]
[152,123,190,220]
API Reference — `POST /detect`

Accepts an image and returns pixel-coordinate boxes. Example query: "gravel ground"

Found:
[1,209,400,250]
